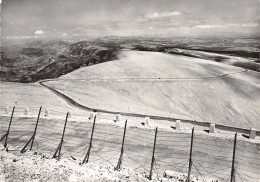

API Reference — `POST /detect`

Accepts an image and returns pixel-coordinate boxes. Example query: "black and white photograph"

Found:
[0,0,259,181]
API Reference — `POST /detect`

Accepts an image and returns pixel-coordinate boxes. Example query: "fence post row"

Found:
[0,107,252,181]
[0,106,15,148]
[115,120,128,171]
[187,127,194,182]
[149,127,158,180]
[230,132,237,182]
[53,112,69,160]
[82,115,97,164]
[21,106,42,153]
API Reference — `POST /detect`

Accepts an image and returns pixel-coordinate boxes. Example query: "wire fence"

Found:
[0,106,259,182]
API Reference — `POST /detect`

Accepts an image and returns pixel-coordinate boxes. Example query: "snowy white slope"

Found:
[46,51,260,130]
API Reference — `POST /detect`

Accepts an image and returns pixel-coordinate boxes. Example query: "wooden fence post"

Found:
[149,127,158,180]
[82,115,97,164]
[187,127,194,182]
[2,106,15,148]
[230,132,237,182]
[115,120,127,170]
[53,112,69,160]
[21,106,42,153]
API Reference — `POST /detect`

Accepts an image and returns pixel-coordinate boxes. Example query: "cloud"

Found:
[34,30,44,35]
[145,11,181,19]
[242,23,258,27]
[194,25,223,29]
[6,35,40,39]
[194,23,258,29]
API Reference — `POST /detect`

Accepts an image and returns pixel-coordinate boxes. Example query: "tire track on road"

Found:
[46,69,248,82]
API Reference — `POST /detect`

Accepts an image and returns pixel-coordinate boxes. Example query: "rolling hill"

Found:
[44,51,260,130]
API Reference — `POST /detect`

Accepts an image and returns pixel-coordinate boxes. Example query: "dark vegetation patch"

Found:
[21,48,44,57]
[233,62,260,72]
[1,41,119,83]
[212,56,229,62]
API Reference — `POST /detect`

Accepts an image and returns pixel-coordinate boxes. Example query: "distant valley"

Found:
[1,36,259,83]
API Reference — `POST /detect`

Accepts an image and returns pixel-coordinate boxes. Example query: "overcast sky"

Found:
[1,0,259,39]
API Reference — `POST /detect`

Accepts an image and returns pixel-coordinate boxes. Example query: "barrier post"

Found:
[187,127,194,182]
[149,127,158,180]
[176,120,181,131]
[115,120,127,170]
[249,128,256,139]
[82,115,96,164]
[3,106,15,148]
[230,132,237,182]
[21,106,42,153]
[30,106,42,150]
[53,112,69,160]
